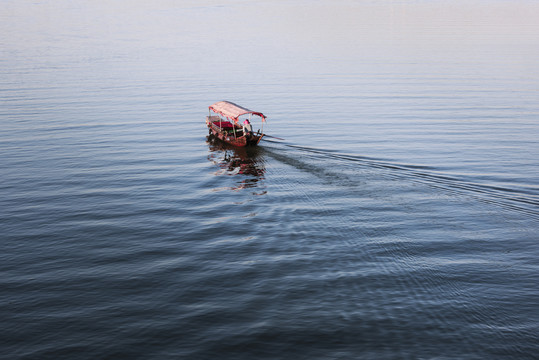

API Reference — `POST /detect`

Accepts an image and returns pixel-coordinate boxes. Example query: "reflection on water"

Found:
[206,136,266,191]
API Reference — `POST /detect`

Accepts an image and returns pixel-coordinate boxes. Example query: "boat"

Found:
[206,101,266,147]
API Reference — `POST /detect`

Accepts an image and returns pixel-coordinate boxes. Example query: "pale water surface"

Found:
[1,1,539,359]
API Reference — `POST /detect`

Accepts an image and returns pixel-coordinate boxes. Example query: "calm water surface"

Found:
[1,1,539,359]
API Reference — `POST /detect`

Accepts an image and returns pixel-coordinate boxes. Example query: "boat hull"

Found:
[206,117,263,147]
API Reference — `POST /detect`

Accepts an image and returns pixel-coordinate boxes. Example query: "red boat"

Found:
[206,101,266,147]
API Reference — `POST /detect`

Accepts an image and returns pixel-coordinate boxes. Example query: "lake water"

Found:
[1,1,539,359]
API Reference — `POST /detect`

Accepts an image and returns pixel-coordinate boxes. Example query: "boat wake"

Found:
[262,139,539,220]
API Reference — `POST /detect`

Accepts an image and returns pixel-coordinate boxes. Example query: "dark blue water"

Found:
[1,1,539,359]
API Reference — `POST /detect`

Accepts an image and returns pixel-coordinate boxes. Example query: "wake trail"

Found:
[262,140,539,220]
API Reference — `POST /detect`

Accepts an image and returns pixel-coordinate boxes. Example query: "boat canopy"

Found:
[209,101,266,123]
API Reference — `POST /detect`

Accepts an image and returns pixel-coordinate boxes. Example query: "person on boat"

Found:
[243,119,252,136]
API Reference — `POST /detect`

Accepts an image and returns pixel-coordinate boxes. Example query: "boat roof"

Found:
[209,101,266,122]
